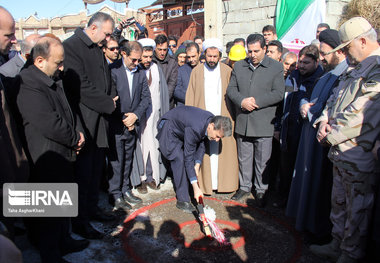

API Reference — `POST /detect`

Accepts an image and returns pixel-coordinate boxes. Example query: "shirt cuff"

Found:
[195,160,202,165]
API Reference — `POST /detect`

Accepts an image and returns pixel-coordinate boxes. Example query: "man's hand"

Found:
[317,121,332,143]
[117,19,129,30]
[75,132,85,154]
[300,102,314,119]
[192,182,204,203]
[372,140,380,160]
[127,124,135,131]
[194,163,201,177]
[113,96,119,109]
[241,97,259,112]
[123,112,138,128]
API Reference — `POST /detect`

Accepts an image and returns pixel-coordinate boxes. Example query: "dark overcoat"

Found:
[63,28,116,148]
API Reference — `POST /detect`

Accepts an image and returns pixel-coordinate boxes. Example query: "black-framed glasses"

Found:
[108,46,119,51]
[169,44,177,48]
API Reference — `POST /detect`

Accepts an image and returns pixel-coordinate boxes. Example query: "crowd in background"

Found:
[1,4,380,263]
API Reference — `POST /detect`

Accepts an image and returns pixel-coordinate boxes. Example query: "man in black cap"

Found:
[285,29,348,241]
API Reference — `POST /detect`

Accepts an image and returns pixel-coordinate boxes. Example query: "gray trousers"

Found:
[236,135,272,193]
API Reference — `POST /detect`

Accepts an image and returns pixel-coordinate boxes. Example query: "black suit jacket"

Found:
[157,106,213,182]
[17,65,79,181]
[109,59,151,135]
[63,28,116,147]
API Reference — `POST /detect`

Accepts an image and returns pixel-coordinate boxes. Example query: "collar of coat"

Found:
[242,55,270,70]
[26,65,56,88]
[74,27,96,47]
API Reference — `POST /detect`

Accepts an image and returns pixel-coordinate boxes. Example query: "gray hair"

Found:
[87,12,115,29]
[282,51,297,61]
[359,28,378,43]
[211,116,232,137]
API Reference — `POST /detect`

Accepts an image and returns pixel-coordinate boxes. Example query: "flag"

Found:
[276,0,326,52]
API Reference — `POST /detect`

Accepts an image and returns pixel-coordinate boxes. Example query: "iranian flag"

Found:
[276,0,326,52]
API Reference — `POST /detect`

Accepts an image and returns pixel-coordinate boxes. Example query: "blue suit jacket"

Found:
[109,59,151,135]
[157,106,213,182]
[174,63,192,106]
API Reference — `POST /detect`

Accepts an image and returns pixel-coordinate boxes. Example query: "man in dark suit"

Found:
[173,42,201,106]
[63,12,118,239]
[157,106,232,213]
[108,40,151,210]
[227,34,285,207]
[17,36,88,263]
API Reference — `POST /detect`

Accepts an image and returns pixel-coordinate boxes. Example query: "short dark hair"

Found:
[168,35,178,44]
[32,37,61,62]
[233,38,245,46]
[262,25,276,34]
[142,46,154,52]
[185,42,200,53]
[88,12,115,28]
[317,23,330,29]
[210,116,232,137]
[226,41,234,54]
[155,34,168,45]
[194,35,204,42]
[120,41,142,56]
[267,40,283,53]
[105,35,119,47]
[246,34,265,48]
[299,44,319,62]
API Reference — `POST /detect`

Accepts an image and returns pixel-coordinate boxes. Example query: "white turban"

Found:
[202,38,223,53]
[138,38,156,50]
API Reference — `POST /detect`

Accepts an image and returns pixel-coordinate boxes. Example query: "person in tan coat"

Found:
[185,38,238,195]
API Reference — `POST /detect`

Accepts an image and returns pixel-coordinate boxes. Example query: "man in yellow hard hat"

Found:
[228,44,247,68]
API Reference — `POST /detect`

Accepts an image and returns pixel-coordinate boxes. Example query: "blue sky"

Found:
[2,0,157,20]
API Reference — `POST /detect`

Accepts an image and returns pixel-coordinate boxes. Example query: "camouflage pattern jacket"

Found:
[314,48,380,172]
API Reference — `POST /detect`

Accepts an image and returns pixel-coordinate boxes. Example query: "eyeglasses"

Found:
[107,46,119,51]
[169,44,177,48]
[130,58,139,63]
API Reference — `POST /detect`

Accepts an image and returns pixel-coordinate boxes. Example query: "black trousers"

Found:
[74,142,105,224]
[108,131,136,199]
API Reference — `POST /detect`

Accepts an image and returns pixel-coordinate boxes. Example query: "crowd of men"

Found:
[0,4,380,263]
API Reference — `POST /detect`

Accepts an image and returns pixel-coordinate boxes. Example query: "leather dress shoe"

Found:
[272,199,287,208]
[256,192,266,208]
[176,201,195,214]
[72,222,104,240]
[231,189,250,200]
[89,207,115,222]
[113,197,132,210]
[124,190,142,204]
[137,182,148,194]
[147,180,159,190]
[61,237,89,255]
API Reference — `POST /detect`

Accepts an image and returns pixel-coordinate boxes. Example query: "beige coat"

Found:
[185,63,238,194]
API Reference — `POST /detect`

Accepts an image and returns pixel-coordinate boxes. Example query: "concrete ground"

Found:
[16,179,329,263]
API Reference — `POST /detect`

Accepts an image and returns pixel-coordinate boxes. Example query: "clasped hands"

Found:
[316,121,332,146]
[123,112,138,131]
[241,97,258,112]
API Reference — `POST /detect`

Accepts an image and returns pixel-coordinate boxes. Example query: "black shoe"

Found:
[176,201,195,214]
[231,189,250,200]
[256,192,266,208]
[147,180,159,190]
[136,182,148,194]
[61,237,89,255]
[272,199,287,208]
[113,197,132,210]
[124,190,142,204]
[72,222,104,240]
[89,207,115,222]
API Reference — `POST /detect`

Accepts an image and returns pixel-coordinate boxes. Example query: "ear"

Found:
[359,37,367,48]
[34,56,45,69]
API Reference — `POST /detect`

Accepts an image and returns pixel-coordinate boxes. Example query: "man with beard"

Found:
[136,38,169,193]
[153,34,177,108]
[174,42,201,106]
[285,30,348,243]
[185,38,238,196]
[277,45,324,210]
[227,34,284,207]
[311,17,380,263]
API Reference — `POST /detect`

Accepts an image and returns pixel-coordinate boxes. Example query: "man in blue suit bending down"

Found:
[157,106,232,213]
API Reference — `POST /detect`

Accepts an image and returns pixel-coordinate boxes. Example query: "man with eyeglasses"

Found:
[102,35,119,64]
[153,34,178,108]
[310,17,380,263]
[108,40,151,210]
